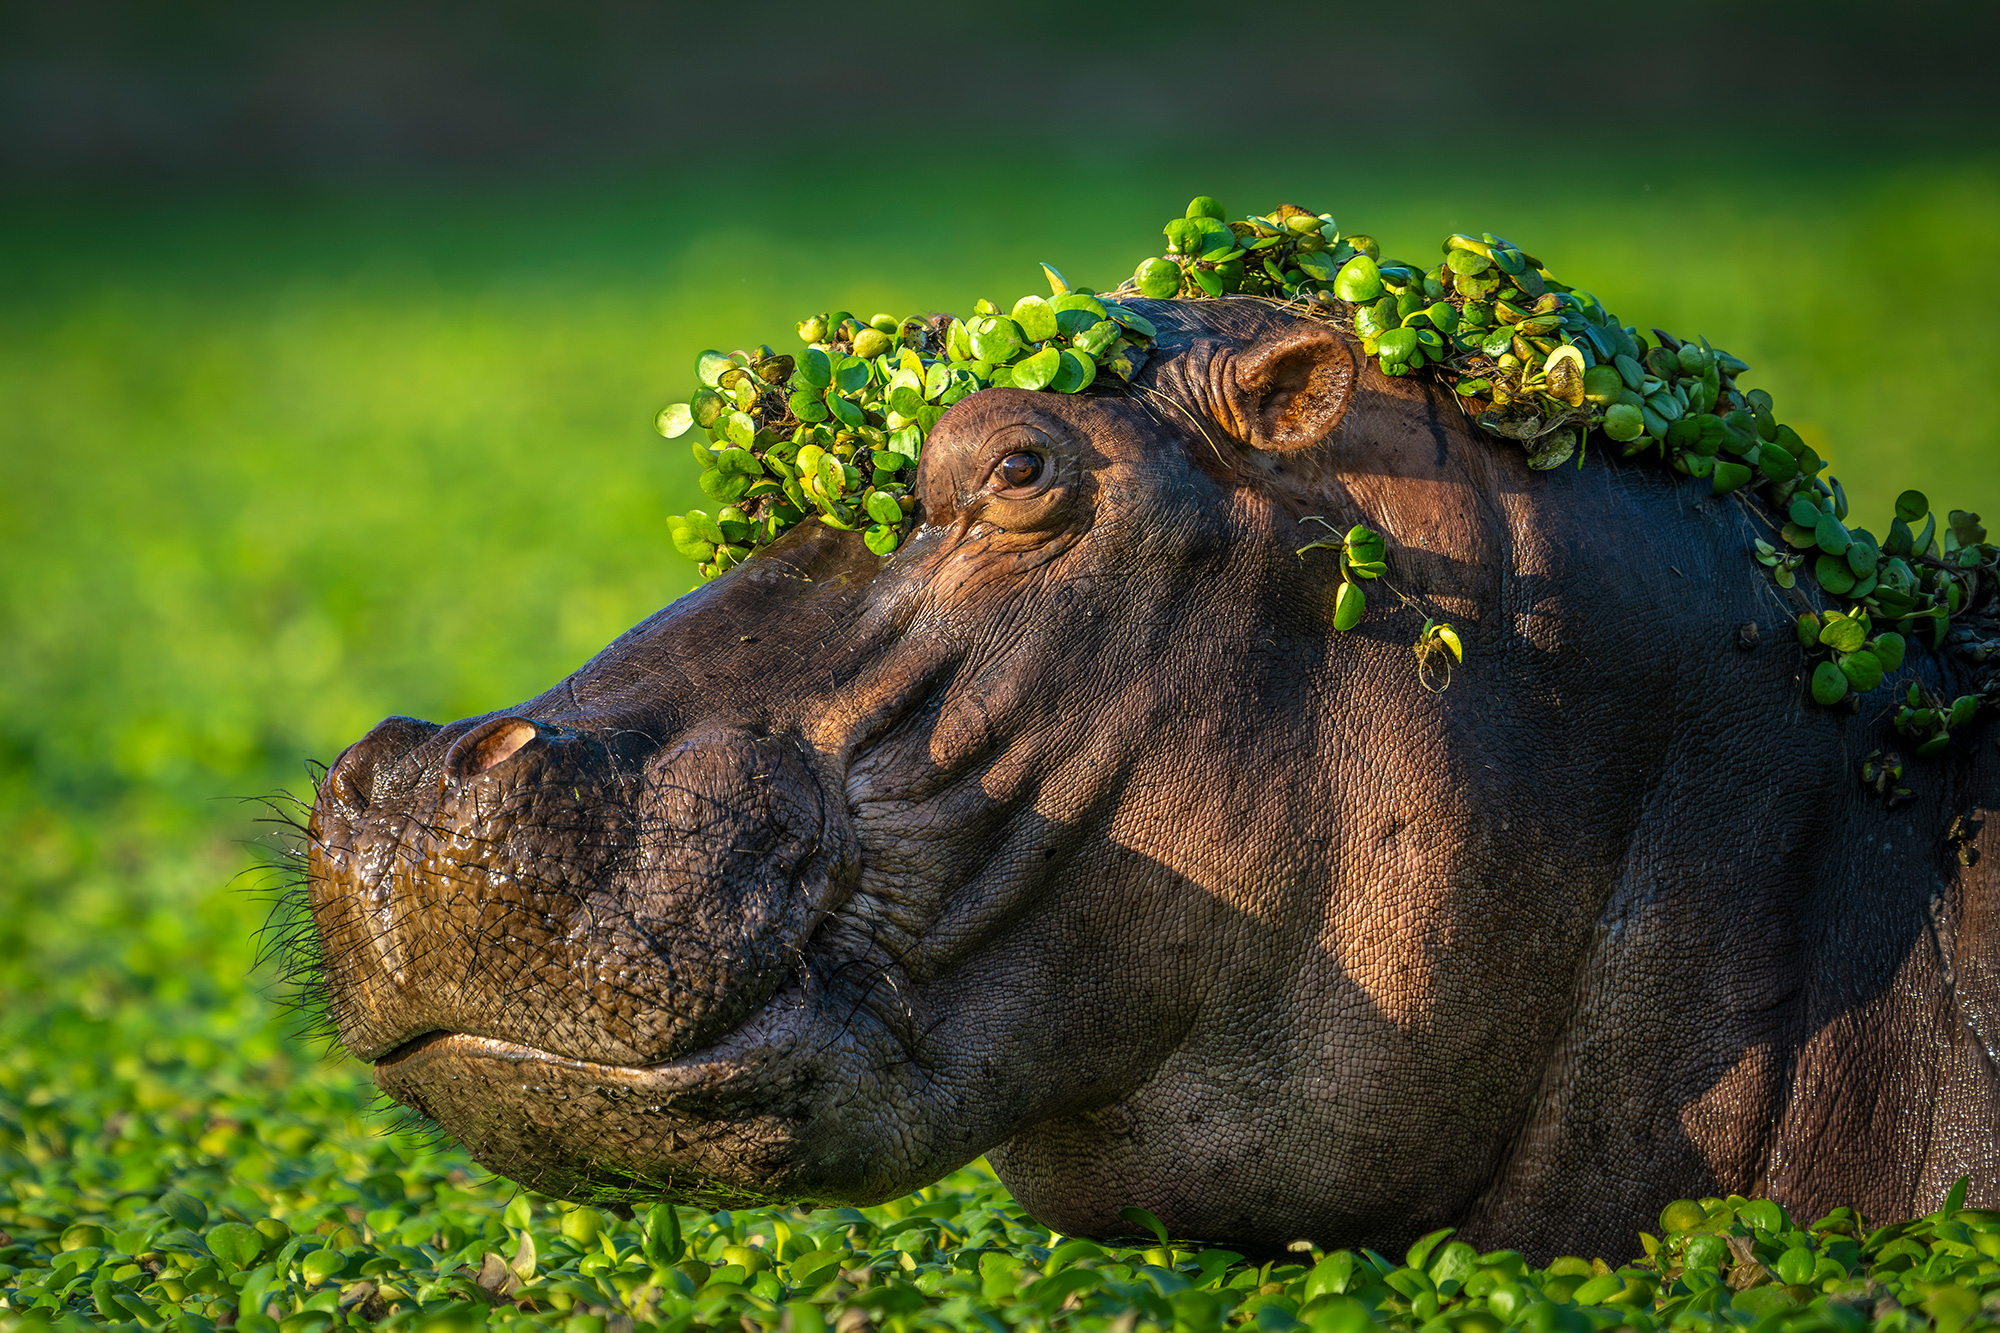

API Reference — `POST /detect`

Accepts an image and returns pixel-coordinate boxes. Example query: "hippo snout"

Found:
[307,715,856,1078]
[326,713,556,816]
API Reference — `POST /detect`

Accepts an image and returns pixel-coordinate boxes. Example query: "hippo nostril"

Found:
[324,715,441,814]
[326,749,371,812]
[446,717,540,781]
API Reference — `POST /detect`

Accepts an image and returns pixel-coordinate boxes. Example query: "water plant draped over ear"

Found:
[655,195,1997,761]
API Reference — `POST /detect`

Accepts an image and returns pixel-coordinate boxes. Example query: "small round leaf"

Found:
[1659,1200,1708,1234]
[1052,292,1109,319]
[656,403,694,438]
[826,395,864,430]
[1012,346,1062,392]
[833,355,871,394]
[1757,444,1797,482]
[1375,327,1418,363]
[1051,349,1095,394]
[1135,257,1180,299]
[864,490,905,526]
[1602,404,1645,443]
[302,1247,348,1285]
[695,350,734,387]
[688,510,725,545]
[1814,555,1856,595]
[1011,295,1060,342]
[667,516,715,562]
[1334,254,1385,304]
[969,316,1026,364]
[1344,525,1386,565]
[1332,582,1366,632]
[207,1222,263,1271]
[160,1192,209,1232]
[1106,304,1159,337]
[1819,613,1868,654]
[1711,461,1753,495]
[798,347,833,388]
[1811,662,1849,706]
[1839,650,1884,694]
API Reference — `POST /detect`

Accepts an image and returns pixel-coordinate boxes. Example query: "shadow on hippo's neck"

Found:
[956,778,1954,1258]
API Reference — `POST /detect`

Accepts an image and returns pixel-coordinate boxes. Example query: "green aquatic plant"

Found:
[656,278,1156,572]
[1295,518,1388,634]
[10,1081,2000,1333]
[657,196,1997,747]
[1413,618,1464,694]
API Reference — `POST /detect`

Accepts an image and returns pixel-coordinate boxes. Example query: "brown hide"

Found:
[305,296,2000,1259]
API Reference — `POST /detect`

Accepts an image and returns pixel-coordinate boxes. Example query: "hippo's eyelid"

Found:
[979,422,1062,454]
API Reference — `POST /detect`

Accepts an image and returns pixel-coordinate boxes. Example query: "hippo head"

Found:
[306,294,1834,1252]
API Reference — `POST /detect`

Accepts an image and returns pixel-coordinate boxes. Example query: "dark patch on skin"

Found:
[1423,385,1451,468]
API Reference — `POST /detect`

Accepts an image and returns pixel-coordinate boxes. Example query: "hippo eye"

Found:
[997,451,1045,490]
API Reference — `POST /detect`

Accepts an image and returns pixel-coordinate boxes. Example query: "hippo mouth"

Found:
[368,981,836,1206]
[374,1028,763,1101]
[371,967,796,1095]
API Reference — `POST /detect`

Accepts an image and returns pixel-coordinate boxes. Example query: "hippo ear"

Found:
[1224,325,1356,452]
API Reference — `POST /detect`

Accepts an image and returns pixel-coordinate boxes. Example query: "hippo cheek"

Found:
[598,726,857,1060]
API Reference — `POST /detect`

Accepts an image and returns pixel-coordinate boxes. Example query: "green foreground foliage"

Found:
[6,1010,2000,1333]
[5,153,2000,1331]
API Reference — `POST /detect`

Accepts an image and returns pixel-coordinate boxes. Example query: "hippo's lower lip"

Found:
[374,1029,761,1093]
[371,1023,808,1205]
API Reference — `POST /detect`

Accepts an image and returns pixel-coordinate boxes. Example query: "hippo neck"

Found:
[1298,381,2000,1240]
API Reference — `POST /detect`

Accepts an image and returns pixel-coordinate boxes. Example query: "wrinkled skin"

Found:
[307,298,2000,1259]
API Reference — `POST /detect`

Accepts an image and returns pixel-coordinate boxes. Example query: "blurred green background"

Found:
[2,2,1998,1188]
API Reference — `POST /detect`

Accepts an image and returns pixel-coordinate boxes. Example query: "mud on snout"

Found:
[304,711,868,1203]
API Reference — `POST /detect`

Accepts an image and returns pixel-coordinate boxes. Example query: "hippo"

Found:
[305,294,2000,1260]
